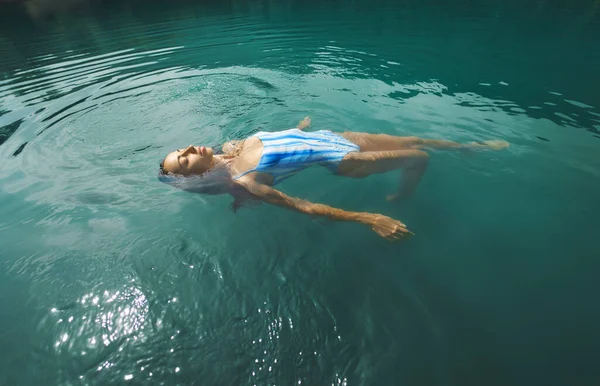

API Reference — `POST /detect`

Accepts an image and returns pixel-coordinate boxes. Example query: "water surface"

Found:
[1,0,599,385]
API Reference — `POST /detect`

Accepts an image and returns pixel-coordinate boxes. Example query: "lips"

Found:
[196,146,206,156]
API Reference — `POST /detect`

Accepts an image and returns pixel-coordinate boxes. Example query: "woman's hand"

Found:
[223,140,240,155]
[297,116,311,130]
[364,214,414,240]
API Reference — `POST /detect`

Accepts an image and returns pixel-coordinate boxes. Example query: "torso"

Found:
[226,129,359,185]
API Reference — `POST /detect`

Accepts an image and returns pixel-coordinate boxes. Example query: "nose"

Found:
[179,145,196,156]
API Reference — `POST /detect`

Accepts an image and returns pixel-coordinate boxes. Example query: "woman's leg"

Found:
[341,132,423,151]
[337,149,430,201]
[341,132,509,152]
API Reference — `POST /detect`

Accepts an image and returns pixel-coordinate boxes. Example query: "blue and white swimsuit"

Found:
[233,129,359,184]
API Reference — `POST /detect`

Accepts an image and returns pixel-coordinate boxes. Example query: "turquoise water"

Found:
[1,0,600,384]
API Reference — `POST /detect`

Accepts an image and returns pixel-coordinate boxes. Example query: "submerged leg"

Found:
[341,132,509,152]
[337,149,430,201]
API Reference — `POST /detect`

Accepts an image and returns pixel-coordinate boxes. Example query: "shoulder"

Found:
[243,136,262,148]
[237,137,263,164]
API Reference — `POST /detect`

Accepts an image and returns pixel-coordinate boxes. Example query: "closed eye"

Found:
[178,155,189,166]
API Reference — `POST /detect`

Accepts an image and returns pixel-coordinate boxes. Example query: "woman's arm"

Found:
[235,177,413,240]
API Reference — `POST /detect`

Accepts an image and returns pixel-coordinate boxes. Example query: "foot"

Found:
[386,192,411,202]
[468,139,510,150]
[297,116,311,130]
[386,193,401,202]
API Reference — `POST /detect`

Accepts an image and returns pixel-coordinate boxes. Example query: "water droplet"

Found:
[175,367,180,373]
[124,374,133,380]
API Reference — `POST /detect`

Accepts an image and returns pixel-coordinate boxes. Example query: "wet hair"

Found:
[159,158,169,175]
[158,156,256,211]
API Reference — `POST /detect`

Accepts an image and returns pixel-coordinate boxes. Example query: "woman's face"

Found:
[162,145,214,175]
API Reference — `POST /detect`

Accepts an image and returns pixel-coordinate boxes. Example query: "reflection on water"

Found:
[49,284,149,382]
[1,0,599,385]
[51,286,148,352]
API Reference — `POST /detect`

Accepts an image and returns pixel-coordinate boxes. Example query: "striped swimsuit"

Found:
[233,129,359,184]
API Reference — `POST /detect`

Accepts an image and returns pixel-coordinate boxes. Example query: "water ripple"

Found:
[1,2,599,385]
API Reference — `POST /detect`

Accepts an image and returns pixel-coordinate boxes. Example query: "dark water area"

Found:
[1,0,600,385]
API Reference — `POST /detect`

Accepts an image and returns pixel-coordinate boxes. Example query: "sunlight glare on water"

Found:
[0,0,599,385]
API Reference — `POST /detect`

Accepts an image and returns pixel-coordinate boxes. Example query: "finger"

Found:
[380,229,397,240]
[391,231,406,240]
[391,231,410,241]
[392,225,407,235]
[373,228,387,238]
[398,229,415,237]
[392,228,413,239]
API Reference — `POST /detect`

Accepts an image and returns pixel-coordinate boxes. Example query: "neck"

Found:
[213,155,234,169]
[215,154,235,162]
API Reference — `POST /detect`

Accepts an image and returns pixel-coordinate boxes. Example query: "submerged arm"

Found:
[235,177,413,240]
